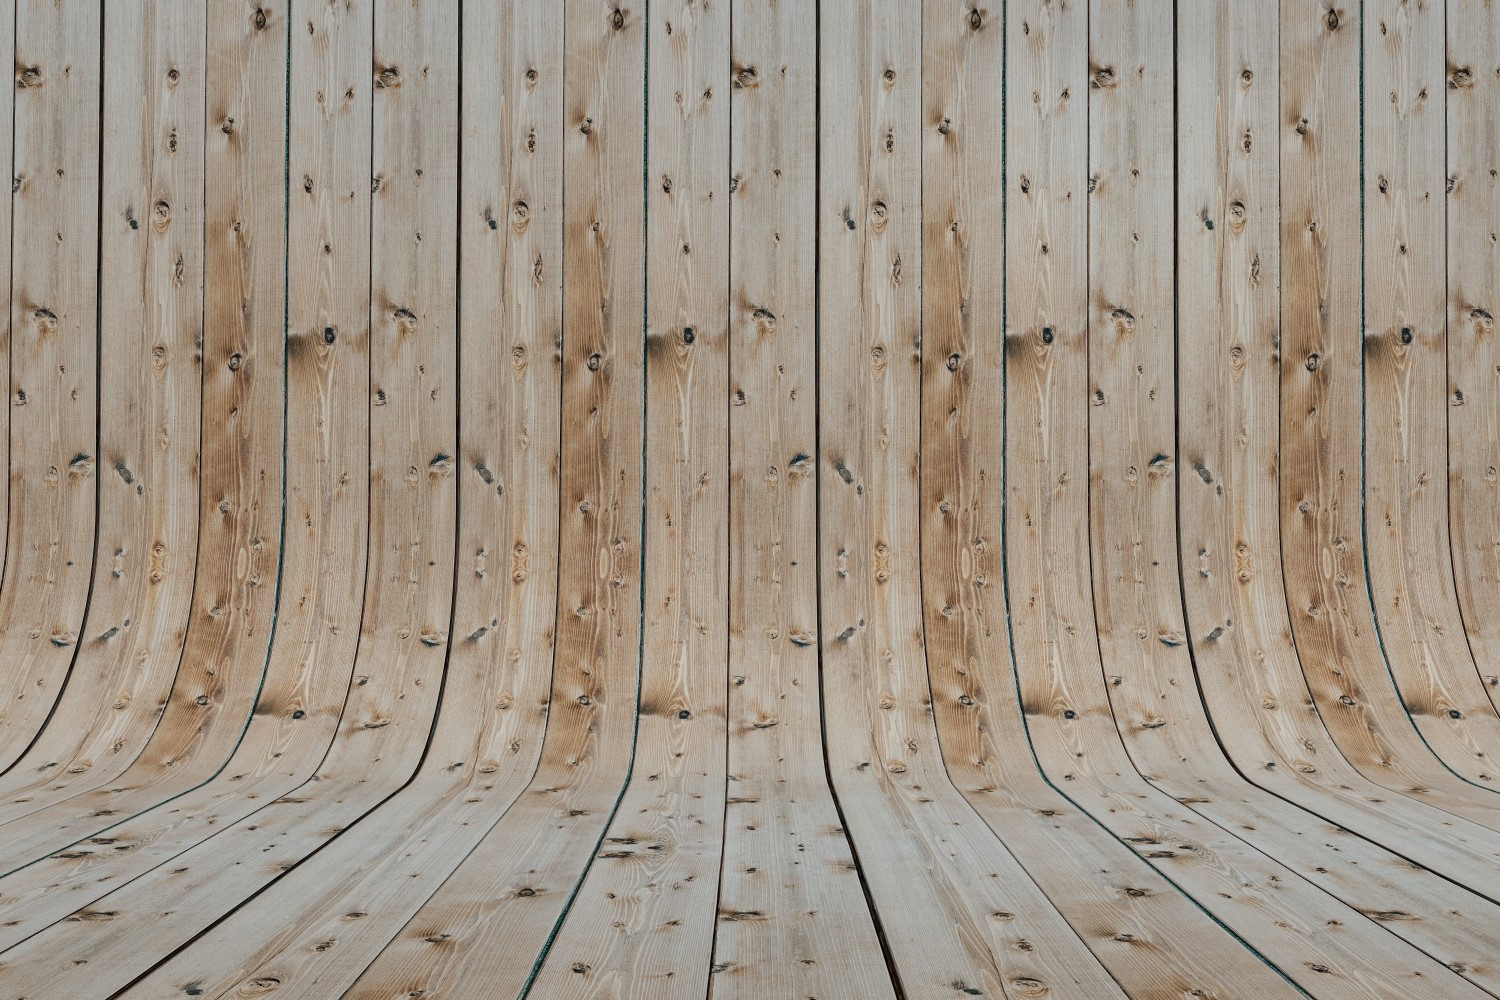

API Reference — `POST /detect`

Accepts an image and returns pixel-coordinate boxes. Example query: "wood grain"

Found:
[0,2,1491,997]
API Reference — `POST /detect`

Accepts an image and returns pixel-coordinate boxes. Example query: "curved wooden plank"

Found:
[921,0,1296,995]
[710,0,894,994]
[1278,0,1500,848]
[524,0,730,992]
[0,0,204,826]
[0,0,14,586]
[0,0,101,770]
[1448,0,1500,716]
[117,3,568,995]
[0,0,369,946]
[817,3,1127,998]
[1362,0,1500,792]
[1177,0,1500,893]
[332,2,648,994]
[0,1,458,993]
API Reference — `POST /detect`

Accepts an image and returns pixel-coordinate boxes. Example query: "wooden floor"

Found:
[0,0,1496,997]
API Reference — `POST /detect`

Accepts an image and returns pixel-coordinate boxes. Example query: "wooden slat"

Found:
[0,0,101,770]
[914,0,1297,993]
[0,0,204,825]
[1179,0,1500,899]
[817,3,1125,997]
[116,2,568,995]
[0,0,15,581]
[1364,0,1500,792]
[1278,0,1500,838]
[0,0,371,951]
[1448,0,1500,712]
[334,1,648,994]
[0,3,1494,996]
[526,0,730,991]
[710,0,894,994]
[0,1,457,994]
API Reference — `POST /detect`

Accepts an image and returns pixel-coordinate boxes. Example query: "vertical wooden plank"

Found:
[0,0,370,951]
[529,0,728,991]
[1178,0,1500,896]
[1447,0,1500,709]
[1088,0,1188,762]
[332,1,647,994]
[0,0,285,861]
[919,0,1302,993]
[0,0,459,993]
[0,0,204,813]
[106,0,568,992]
[1279,0,1500,824]
[711,0,894,993]
[0,0,14,578]
[817,1,1124,996]
[0,0,101,766]
[1366,0,1500,744]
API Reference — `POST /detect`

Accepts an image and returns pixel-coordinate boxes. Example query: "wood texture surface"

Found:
[0,2,1496,997]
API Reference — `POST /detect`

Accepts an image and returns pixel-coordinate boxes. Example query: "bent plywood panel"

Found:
[0,1,1496,998]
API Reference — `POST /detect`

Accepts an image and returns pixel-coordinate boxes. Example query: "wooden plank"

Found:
[710,0,894,994]
[1002,2,1482,996]
[0,0,370,944]
[0,0,15,580]
[334,1,648,994]
[0,0,204,823]
[526,0,730,991]
[915,0,1297,993]
[118,1,569,994]
[1177,0,1500,894]
[816,2,1126,997]
[1278,0,1500,838]
[1364,0,1500,787]
[1057,0,1500,993]
[0,0,457,993]
[0,0,101,770]
[1448,0,1500,713]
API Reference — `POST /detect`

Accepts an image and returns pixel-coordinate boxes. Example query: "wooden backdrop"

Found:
[0,1,1495,997]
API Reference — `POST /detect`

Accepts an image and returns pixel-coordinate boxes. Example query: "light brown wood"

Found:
[712,0,894,994]
[0,0,204,828]
[0,0,101,770]
[0,2,1496,996]
[339,2,648,995]
[1449,0,1500,713]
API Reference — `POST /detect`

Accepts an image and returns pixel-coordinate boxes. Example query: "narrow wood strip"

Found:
[916,0,1299,993]
[710,0,895,994]
[0,0,15,579]
[0,0,371,947]
[1365,0,1500,770]
[1175,0,1500,903]
[112,4,569,996]
[0,0,102,770]
[817,2,1126,996]
[526,0,730,991]
[0,0,205,824]
[1448,0,1500,715]
[1279,0,1500,840]
[333,2,648,994]
[0,1,458,993]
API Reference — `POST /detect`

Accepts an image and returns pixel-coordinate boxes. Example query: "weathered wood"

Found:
[0,0,204,827]
[1449,0,1500,717]
[525,0,730,993]
[0,2,1494,996]
[338,2,648,995]
[1279,0,1500,839]
[0,0,101,770]
[711,0,894,994]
